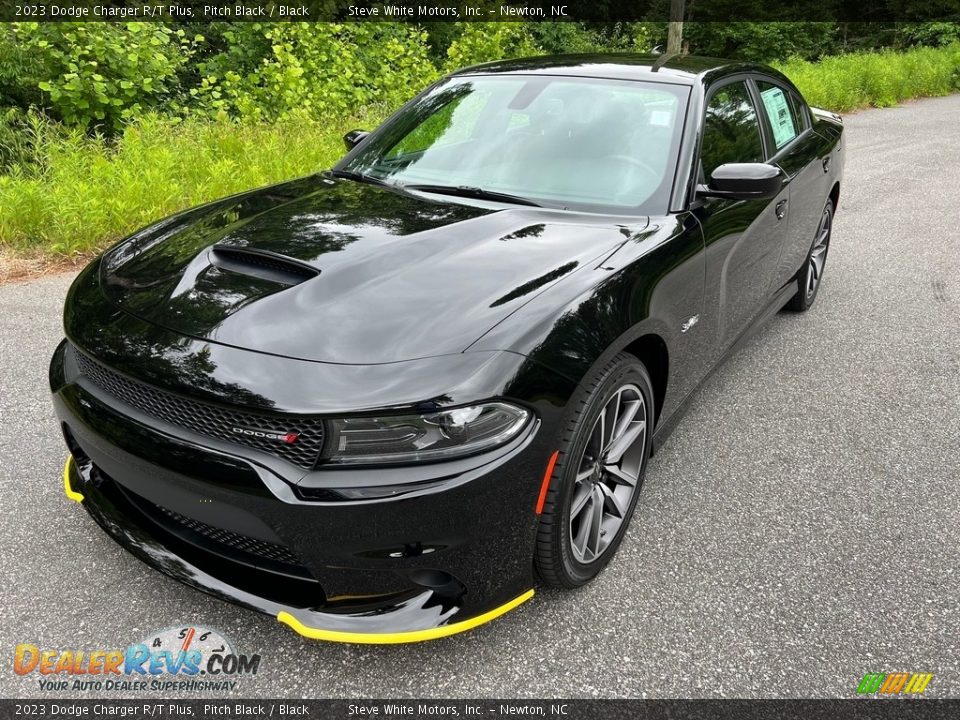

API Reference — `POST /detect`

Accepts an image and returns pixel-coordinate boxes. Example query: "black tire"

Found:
[786,199,834,312]
[534,353,654,588]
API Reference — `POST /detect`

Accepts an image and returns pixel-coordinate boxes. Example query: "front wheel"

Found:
[786,199,833,312]
[534,353,654,588]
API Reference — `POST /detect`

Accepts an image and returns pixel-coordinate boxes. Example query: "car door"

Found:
[754,77,833,293]
[693,78,789,350]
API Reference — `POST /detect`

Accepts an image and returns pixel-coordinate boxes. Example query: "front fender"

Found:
[471,214,707,423]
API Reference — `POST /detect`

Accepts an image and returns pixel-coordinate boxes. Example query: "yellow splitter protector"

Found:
[276,590,535,644]
[63,455,533,643]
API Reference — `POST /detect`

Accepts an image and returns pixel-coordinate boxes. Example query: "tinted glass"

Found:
[757,80,800,150]
[343,75,690,213]
[700,81,764,179]
[791,90,811,131]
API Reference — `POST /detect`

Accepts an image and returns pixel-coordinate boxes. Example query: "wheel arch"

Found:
[621,333,669,425]
[829,181,840,212]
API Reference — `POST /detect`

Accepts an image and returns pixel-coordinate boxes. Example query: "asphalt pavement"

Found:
[1,94,958,700]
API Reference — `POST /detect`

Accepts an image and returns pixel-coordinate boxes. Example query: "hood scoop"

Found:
[210,245,320,286]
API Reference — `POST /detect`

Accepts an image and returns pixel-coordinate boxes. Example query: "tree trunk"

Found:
[667,0,685,54]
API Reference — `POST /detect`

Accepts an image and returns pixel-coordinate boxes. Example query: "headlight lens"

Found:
[327,402,531,465]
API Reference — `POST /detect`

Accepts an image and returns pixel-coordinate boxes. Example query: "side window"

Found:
[700,81,764,180]
[757,80,801,151]
[791,91,811,131]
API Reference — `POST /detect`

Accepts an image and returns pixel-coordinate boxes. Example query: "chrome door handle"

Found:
[775,199,788,220]
[822,156,831,173]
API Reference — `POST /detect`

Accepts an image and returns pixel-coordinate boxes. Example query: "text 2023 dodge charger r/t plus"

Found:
[51,55,844,643]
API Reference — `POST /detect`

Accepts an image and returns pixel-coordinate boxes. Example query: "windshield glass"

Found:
[341,75,689,214]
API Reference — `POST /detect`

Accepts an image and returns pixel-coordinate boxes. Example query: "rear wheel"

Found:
[786,199,833,312]
[534,353,654,588]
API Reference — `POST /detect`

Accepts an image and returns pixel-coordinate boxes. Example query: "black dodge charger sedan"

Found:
[51,55,844,642]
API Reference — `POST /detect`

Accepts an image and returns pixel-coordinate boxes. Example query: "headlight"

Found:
[326,402,531,465]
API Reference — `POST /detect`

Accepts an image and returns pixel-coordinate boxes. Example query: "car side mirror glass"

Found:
[698,163,783,201]
[343,129,370,151]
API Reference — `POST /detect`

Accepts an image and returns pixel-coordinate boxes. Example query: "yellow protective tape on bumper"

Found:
[277,588,535,644]
[63,455,85,503]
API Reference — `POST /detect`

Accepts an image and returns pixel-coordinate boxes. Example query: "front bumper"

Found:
[52,341,553,642]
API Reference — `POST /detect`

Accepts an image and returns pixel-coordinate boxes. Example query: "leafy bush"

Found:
[444,23,541,70]
[529,22,653,54]
[685,22,837,62]
[14,23,195,131]
[2,24,960,263]
[0,25,46,109]
[0,26,45,170]
[0,108,41,171]
[776,44,960,111]
[190,23,438,120]
[901,22,960,49]
[0,110,385,256]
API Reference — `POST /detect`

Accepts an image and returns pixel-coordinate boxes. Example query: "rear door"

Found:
[693,78,789,350]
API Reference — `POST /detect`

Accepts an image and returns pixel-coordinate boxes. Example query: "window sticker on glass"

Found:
[649,110,672,127]
[760,86,797,149]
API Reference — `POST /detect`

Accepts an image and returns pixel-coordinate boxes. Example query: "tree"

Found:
[667,0,685,53]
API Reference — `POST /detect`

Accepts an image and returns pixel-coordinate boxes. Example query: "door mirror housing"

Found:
[698,163,783,201]
[343,129,370,151]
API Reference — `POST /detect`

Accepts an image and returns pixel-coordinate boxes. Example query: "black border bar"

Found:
[3,699,960,720]
[1,0,959,22]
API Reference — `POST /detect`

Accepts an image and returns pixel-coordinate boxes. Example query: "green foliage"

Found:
[0,108,41,171]
[444,23,541,70]
[775,44,960,112]
[684,22,837,62]
[529,22,654,54]
[1,21,960,262]
[14,22,195,130]
[190,23,438,121]
[3,20,958,129]
[0,110,385,256]
[421,23,465,63]
[902,22,960,48]
[0,25,45,109]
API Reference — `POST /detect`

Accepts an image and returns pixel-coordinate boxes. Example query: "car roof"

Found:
[449,54,773,86]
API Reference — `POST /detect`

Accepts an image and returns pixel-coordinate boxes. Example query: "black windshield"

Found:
[340,75,690,214]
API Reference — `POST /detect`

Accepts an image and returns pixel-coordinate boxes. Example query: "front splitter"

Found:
[63,456,535,644]
[276,589,535,644]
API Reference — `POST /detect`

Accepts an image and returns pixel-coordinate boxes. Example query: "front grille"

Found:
[74,348,325,468]
[154,503,301,566]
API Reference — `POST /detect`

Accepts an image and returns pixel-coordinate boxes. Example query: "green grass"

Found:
[1,44,959,261]
[0,110,386,257]
[775,43,960,112]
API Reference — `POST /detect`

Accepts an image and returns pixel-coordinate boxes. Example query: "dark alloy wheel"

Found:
[787,199,833,312]
[535,353,654,588]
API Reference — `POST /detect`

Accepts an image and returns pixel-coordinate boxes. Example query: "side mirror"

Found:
[343,129,370,151]
[698,163,783,201]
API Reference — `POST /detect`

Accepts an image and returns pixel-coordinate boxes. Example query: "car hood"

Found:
[101,175,646,364]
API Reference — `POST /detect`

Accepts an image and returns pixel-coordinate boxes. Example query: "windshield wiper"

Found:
[327,169,398,189]
[328,173,544,208]
[405,184,542,208]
